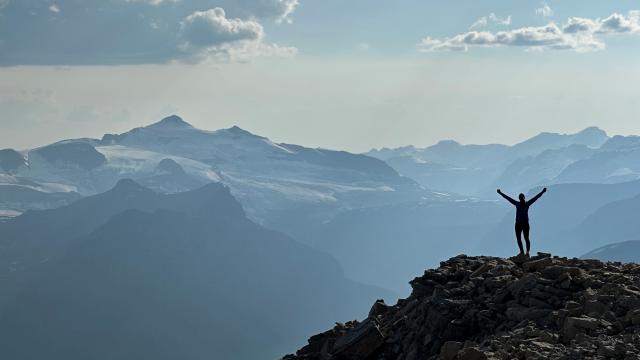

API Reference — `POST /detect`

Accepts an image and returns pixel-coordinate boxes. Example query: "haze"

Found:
[2,0,640,152]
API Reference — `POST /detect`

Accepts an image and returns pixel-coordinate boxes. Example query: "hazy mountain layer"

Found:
[304,200,507,293]
[482,180,640,258]
[582,240,640,263]
[367,127,612,196]
[0,181,392,360]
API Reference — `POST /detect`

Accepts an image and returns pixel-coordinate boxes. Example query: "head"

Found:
[518,193,525,202]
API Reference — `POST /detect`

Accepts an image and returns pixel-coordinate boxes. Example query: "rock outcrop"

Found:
[284,253,640,359]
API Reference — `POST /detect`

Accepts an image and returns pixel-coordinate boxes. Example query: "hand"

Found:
[543,187,547,193]
[497,189,502,194]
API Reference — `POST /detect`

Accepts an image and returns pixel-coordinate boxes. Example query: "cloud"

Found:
[0,0,300,65]
[563,17,599,34]
[253,0,299,23]
[470,13,512,30]
[181,8,263,48]
[419,10,640,53]
[598,11,640,33]
[179,8,296,62]
[536,3,553,18]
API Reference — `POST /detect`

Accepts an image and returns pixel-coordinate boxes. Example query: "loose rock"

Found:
[284,255,640,359]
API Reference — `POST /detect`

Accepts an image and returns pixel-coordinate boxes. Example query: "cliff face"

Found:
[285,253,640,360]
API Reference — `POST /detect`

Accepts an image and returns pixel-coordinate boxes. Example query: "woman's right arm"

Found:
[497,189,518,206]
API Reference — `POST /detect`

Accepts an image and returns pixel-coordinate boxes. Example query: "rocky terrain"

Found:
[285,253,640,359]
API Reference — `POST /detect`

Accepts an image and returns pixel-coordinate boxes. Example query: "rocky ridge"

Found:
[285,253,640,359]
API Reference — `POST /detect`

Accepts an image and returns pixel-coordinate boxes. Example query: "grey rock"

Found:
[440,341,462,360]
[457,347,487,360]
[285,254,640,360]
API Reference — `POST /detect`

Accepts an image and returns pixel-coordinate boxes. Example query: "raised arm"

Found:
[497,189,518,206]
[527,187,547,205]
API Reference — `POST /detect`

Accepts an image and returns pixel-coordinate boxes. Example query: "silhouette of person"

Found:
[497,188,547,257]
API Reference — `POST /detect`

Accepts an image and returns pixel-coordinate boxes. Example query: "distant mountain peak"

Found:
[433,139,461,148]
[578,126,606,135]
[0,148,27,173]
[146,115,193,130]
[216,125,267,140]
[155,158,186,175]
[226,125,257,136]
[110,178,151,194]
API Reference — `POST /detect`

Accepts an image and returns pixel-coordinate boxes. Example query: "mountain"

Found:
[554,136,640,184]
[383,156,500,196]
[0,148,26,173]
[509,127,608,157]
[305,200,507,293]
[0,185,81,219]
[0,180,392,360]
[367,127,609,196]
[99,116,434,229]
[572,193,640,254]
[484,144,597,198]
[285,253,640,359]
[2,116,438,239]
[34,141,107,170]
[582,240,640,263]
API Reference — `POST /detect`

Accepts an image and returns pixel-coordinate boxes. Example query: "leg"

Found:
[515,224,524,255]
[523,224,531,255]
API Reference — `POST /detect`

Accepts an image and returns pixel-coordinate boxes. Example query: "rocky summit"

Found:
[284,253,640,360]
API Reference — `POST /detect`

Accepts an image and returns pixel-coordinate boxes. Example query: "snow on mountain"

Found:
[92,116,437,228]
[0,116,438,231]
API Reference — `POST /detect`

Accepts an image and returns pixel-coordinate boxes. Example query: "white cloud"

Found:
[181,8,264,48]
[420,24,602,52]
[469,17,488,30]
[0,0,301,65]
[470,13,511,29]
[180,8,296,62]
[270,0,299,23]
[598,11,640,34]
[536,4,553,18]
[563,17,599,34]
[420,10,640,53]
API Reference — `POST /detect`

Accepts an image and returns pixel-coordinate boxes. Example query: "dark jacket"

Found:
[499,190,545,224]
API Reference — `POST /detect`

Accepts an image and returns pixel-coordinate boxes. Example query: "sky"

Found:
[1,0,640,152]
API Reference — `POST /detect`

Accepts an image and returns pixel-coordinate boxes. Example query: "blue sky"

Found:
[1,1,640,151]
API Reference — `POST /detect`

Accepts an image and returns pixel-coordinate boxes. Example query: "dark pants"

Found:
[515,222,530,254]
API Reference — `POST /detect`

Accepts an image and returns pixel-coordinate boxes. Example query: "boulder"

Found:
[439,341,462,360]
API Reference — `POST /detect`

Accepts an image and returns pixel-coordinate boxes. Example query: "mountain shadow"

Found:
[582,240,640,263]
[0,180,392,360]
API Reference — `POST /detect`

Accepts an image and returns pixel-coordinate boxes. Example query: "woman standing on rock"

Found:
[497,187,547,257]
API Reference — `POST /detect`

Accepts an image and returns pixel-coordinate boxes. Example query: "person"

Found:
[497,187,547,257]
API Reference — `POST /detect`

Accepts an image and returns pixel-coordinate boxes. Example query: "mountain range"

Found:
[4,118,640,292]
[1,115,437,235]
[0,180,390,360]
[366,127,640,197]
